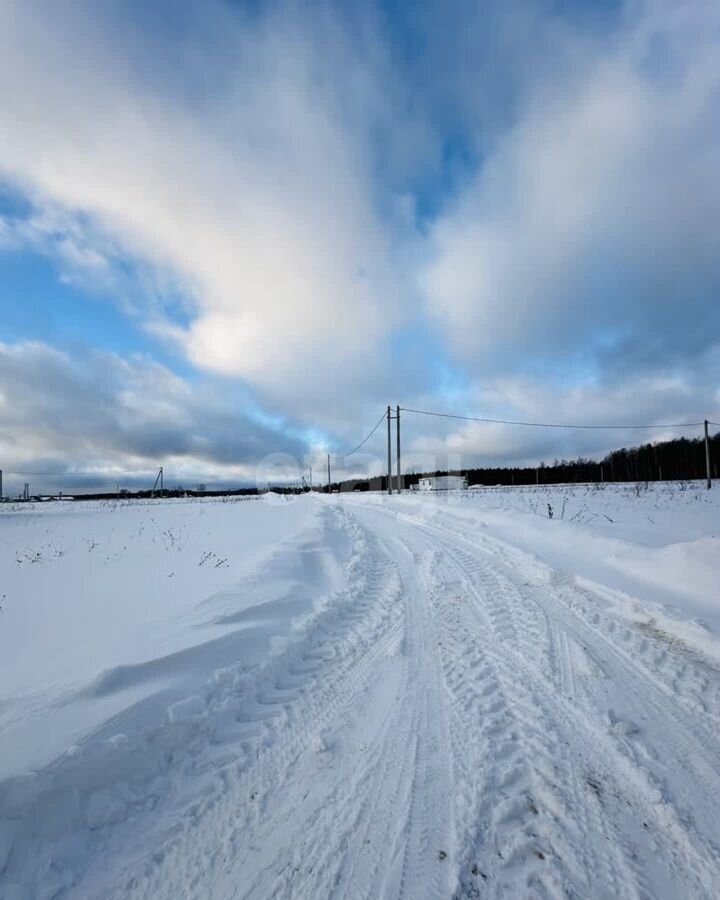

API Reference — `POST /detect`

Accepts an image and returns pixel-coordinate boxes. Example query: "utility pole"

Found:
[705,420,712,490]
[396,405,402,493]
[0,469,3,502]
[160,466,164,497]
[327,454,331,494]
[387,405,393,495]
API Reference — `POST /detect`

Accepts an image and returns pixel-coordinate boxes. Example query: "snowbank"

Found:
[0,495,329,778]
[386,480,720,657]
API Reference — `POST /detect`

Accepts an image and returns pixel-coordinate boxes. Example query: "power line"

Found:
[4,412,715,485]
[332,410,388,460]
[399,407,704,430]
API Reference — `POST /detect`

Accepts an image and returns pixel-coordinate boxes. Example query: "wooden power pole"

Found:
[396,405,402,493]
[387,405,393,495]
[705,420,712,490]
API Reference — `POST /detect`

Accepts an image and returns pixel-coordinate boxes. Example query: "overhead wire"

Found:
[332,410,388,460]
[4,413,714,487]
[399,407,704,430]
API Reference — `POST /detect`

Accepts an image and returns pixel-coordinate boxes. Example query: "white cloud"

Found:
[0,1,415,411]
[1,0,719,473]
[404,347,720,468]
[0,340,309,489]
[421,0,720,369]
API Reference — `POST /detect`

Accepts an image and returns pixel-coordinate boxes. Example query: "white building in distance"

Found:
[416,474,468,492]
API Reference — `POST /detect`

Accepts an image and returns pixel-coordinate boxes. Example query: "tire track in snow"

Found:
[454,517,720,735]
[335,691,418,900]
[355,507,612,899]
[15,496,718,900]
[247,667,409,900]
[234,518,455,900]
[387,541,453,900]
[100,507,407,900]
[416,510,720,770]
[422,547,621,900]
[405,510,720,899]
[243,535,419,900]
[558,577,720,729]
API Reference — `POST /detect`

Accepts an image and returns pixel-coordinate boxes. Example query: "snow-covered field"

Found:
[1,483,719,899]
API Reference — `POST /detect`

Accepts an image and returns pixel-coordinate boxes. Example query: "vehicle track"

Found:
[373,505,720,899]
[100,507,407,900]
[357,506,630,899]
[29,497,719,900]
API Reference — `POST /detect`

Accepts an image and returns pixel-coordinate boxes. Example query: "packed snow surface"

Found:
[1,483,719,899]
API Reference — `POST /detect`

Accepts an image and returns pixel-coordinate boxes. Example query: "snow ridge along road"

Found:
[1,488,719,898]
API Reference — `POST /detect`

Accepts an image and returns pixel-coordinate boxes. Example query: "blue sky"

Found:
[0,0,719,492]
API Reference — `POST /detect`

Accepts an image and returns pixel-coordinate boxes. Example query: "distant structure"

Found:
[416,474,468,492]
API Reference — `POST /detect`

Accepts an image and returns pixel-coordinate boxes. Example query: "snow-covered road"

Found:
[1,488,719,898]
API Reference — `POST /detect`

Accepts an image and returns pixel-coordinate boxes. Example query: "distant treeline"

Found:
[330,431,719,492]
[3,487,262,502]
[76,487,263,501]
[8,432,717,501]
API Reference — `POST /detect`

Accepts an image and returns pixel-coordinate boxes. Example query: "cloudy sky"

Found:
[1,0,719,491]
